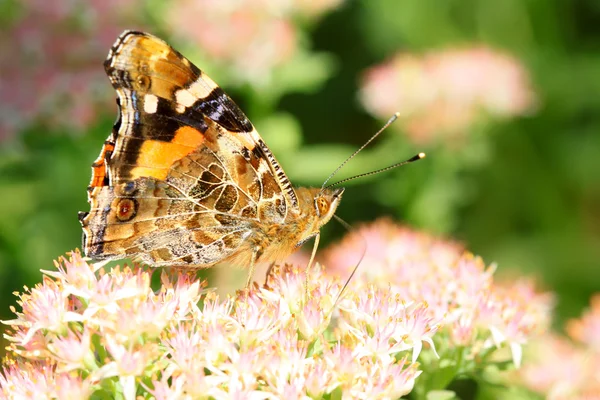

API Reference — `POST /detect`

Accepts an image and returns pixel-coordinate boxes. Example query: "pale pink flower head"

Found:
[0,226,552,398]
[5,278,73,345]
[323,218,464,285]
[1,252,206,398]
[0,250,425,398]
[46,327,93,373]
[165,0,345,85]
[518,294,600,399]
[337,285,440,363]
[323,219,552,367]
[519,332,600,400]
[1,0,145,140]
[352,357,422,399]
[360,46,537,146]
[167,0,297,85]
[485,278,554,366]
[567,293,600,351]
[0,361,92,400]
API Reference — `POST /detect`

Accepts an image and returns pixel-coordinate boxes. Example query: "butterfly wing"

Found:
[79,31,298,267]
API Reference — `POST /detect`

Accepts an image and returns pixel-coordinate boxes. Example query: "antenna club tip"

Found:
[407,152,426,162]
[393,111,401,118]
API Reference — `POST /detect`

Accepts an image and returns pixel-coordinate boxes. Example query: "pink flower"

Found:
[518,293,600,399]
[360,47,537,146]
[567,294,600,351]
[0,221,551,398]
[166,0,297,85]
[353,358,421,399]
[0,252,423,398]
[303,357,334,397]
[520,334,600,399]
[46,327,93,373]
[165,0,345,85]
[3,277,83,354]
[323,218,464,285]
[97,337,160,399]
[0,361,92,399]
[0,0,145,140]
[323,219,552,368]
[339,287,440,363]
[485,279,554,367]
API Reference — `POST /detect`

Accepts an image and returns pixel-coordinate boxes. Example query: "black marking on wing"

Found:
[191,87,253,133]
[257,139,298,208]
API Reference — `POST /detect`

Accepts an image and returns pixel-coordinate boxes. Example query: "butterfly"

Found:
[78,31,345,287]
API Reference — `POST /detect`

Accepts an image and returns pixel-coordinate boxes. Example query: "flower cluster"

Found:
[0,252,428,398]
[519,294,600,399]
[324,219,553,369]
[0,0,144,140]
[0,220,551,398]
[359,47,537,145]
[165,0,345,84]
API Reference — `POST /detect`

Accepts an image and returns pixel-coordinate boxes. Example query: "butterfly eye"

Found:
[316,197,330,217]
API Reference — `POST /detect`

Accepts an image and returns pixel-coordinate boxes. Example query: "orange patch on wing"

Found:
[130,126,205,180]
[171,126,205,147]
[90,142,115,188]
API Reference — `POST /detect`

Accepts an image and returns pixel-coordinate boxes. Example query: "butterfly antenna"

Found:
[320,112,401,191]
[328,214,367,311]
[324,152,426,189]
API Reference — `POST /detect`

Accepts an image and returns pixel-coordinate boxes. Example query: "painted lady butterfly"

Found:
[79,31,423,287]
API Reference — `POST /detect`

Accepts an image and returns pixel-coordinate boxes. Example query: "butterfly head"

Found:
[313,187,344,227]
[292,187,344,249]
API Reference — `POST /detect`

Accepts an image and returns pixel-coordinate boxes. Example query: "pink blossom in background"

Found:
[519,335,594,400]
[520,301,600,400]
[323,218,464,282]
[0,0,145,140]
[166,0,345,84]
[524,293,600,399]
[168,0,295,82]
[359,47,537,146]
[567,293,600,351]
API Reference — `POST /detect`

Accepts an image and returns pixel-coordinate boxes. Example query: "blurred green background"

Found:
[1,0,598,339]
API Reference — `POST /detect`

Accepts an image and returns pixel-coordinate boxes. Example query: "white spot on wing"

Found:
[175,74,218,107]
[143,94,158,114]
[175,89,197,107]
[188,78,217,98]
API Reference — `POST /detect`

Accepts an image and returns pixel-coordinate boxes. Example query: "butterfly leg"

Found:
[244,249,261,289]
[264,261,276,286]
[304,233,321,300]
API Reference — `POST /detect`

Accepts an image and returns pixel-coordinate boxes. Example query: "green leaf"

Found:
[257,112,303,154]
[272,49,337,96]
